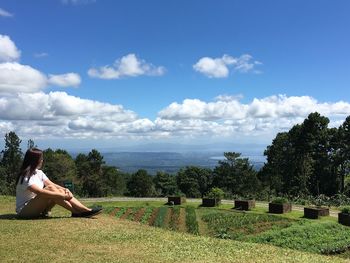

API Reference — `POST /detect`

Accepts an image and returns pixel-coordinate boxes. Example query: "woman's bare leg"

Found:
[47,185,91,213]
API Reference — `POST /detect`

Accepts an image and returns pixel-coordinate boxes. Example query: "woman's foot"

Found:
[71,207,103,218]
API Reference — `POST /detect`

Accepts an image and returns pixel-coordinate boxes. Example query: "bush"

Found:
[206,187,225,199]
[341,206,350,214]
[271,197,288,204]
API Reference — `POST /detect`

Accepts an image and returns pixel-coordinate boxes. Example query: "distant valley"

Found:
[101,151,266,174]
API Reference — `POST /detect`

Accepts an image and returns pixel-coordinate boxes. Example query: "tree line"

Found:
[0,112,349,199]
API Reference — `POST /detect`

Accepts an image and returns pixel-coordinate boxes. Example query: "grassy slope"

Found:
[0,196,346,263]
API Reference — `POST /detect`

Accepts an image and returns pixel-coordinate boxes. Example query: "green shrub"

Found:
[341,206,350,214]
[271,197,288,204]
[206,187,225,200]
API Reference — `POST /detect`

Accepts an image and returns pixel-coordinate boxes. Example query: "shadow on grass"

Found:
[0,213,72,220]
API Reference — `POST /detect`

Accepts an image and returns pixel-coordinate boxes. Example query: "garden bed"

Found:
[234,200,255,211]
[269,203,292,214]
[304,207,330,219]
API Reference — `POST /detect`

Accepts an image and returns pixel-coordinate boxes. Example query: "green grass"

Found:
[248,220,350,254]
[0,196,347,263]
[185,206,199,235]
[153,206,168,228]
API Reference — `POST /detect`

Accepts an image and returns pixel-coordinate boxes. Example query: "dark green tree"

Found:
[0,132,23,195]
[153,171,177,196]
[75,149,105,197]
[127,169,155,197]
[42,149,77,184]
[176,166,212,198]
[100,166,126,196]
[213,152,259,197]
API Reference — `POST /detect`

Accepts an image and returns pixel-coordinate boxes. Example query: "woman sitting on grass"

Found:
[16,148,102,219]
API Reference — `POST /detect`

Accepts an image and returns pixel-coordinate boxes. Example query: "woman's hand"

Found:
[64,188,73,200]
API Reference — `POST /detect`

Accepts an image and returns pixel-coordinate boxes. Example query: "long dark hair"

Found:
[16,148,43,184]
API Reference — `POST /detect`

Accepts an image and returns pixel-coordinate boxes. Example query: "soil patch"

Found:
[109,207,120,217]
[133,208,146,222]
[162,207,172,229]
[120,208,133,220]
[178,208,187,232]
[148,208,160,226]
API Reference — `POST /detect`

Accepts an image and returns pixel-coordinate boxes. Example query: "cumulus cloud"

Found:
[88,53,166,79]
[0,62,47,93]
[193,54,261,78]
[48,73,81,87]
[155,95,350,140]
[0,35,21,62]
[0,34,81,93]
[0,8,13,17]
[1,93,350,142]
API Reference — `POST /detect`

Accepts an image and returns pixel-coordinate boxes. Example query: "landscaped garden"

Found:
[104,201,350,259]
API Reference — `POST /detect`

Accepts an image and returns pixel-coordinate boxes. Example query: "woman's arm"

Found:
[28,184,70,200]
[44,178,65,190]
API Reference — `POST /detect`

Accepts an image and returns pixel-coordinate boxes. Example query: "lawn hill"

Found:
[0,196,348,263]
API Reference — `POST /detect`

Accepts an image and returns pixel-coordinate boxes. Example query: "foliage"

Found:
[153,171,177,196]
[340,206,350,214]
[271,197,289,204]
[153,206,168,228]
[176,166,212,198]
[42,148,77,184]
[262,112,350,198]
[140,206,154,224]
[205,187,225,199]
[202,210,292,239]
[0,131,22,195]
[249,221,350,255]
[185,207,199,235]
[213,152,260,197]
[127,169,155,197]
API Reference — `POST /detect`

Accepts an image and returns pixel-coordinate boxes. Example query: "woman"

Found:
[16,148,102,218]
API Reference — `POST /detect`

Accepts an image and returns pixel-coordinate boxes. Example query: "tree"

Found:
[127,169,155,197]
[100,166,126,196]
[213,152,259,197]
[42,149,77,185]
[0,132,22,195]
[75,149,105,197]
[337,116,350,193]
[153,171,177,196]
[27,139,36,150]
[176,166,212,198]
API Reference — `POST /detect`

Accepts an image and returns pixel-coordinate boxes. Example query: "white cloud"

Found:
[0,8,13,17]
[34,52,48,58]
[0,62,47,93]
[156,95,350,140]
[0,35,81,93]
[88,53,166,79]
[48,73,81,87]
[193,54,261,78]
[61,0,96,5]
[0,35,21,62]
[1,93,350,143]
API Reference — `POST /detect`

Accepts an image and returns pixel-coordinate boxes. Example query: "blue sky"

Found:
[0,0,350,151]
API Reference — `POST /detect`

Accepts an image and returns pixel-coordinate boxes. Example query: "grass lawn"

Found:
[0,196,347,263]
